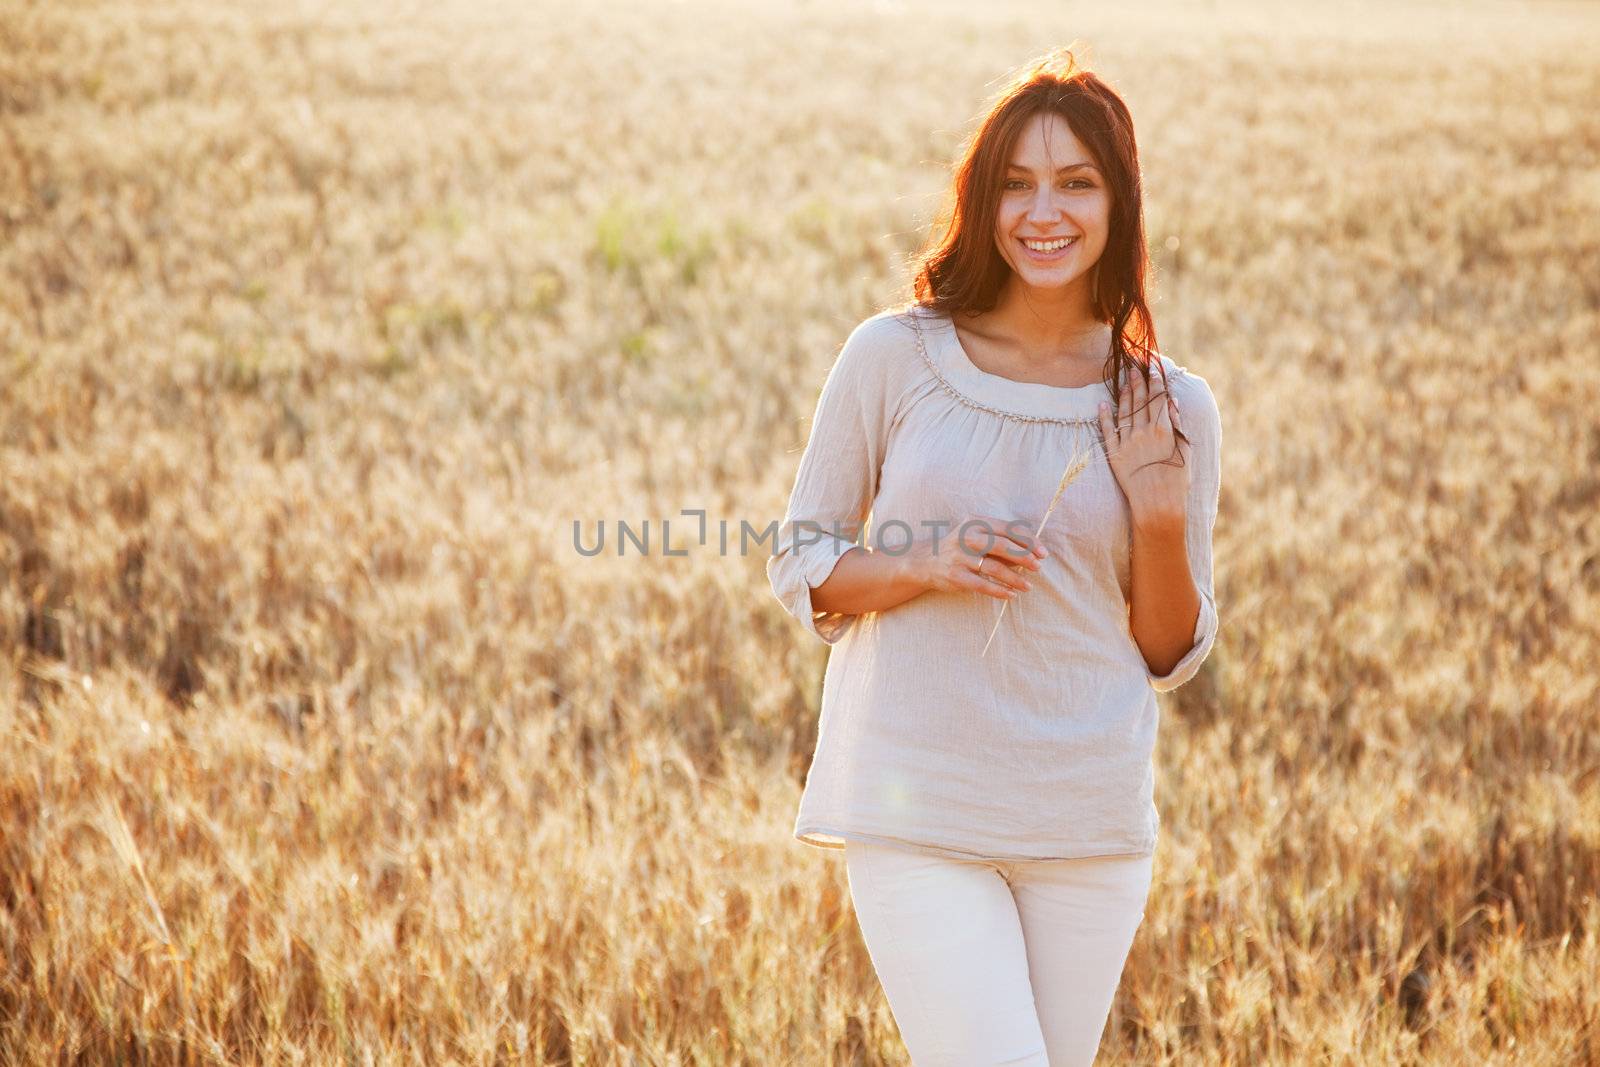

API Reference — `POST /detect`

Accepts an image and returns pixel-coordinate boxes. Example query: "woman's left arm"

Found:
[1100,366,1223,692]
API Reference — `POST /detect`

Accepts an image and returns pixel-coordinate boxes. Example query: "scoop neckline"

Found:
[944,314,1112,394]
[914,305,1152,422]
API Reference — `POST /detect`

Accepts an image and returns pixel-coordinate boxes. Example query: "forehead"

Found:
[1007,112,1090,163]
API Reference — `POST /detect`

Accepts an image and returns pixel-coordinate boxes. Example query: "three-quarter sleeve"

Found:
[767,314,905,644]
[1146,370,1222,692]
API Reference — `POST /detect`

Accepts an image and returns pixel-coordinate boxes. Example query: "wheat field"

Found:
[3,0,1599,1062]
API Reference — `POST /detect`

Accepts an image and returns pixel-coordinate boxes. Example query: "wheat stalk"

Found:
[980,433,1097,657]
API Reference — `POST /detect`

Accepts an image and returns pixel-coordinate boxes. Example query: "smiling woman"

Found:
[1004,160,1101,268]
[767,44,1221,1067]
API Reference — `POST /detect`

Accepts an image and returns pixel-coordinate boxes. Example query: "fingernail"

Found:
[1098,401,1109,412]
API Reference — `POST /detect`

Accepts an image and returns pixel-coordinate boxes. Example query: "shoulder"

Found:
[842,303,925,357]
[1156,354,1220,436]
[827,303,929,388]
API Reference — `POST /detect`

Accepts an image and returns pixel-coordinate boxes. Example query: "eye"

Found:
[1005,178,1094,191]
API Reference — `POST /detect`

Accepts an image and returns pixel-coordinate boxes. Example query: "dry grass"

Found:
[2,0,1599,1062]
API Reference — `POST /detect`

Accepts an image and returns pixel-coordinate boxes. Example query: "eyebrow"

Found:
[1006,162,1098,174]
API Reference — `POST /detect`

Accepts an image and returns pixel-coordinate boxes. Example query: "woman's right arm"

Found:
[767,314,1043,644]
[812,516,1045,616]
[766,314,905,645]
[807,543,928,617]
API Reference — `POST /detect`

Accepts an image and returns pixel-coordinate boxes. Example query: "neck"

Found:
[988,274,1108,363]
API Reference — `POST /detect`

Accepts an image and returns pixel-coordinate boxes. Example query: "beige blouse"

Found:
[767,301,1222,862]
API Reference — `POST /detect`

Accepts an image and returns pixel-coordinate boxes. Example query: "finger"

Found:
[1127,364,1142,428]
[1117,365,1133,435]
[972,577,1016,601]
[1097,399,1117,458]
[956,519,997,562]
[988,518,1045,568]
[1133,362,1150,428]
[985,550,1036,591]
[954,518,991,560]
[962,517,1042,569]
[966,561,1020,600]
[994,521,1044,566]
[980,552,1034,591]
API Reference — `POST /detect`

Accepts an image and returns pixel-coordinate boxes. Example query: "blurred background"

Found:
[2,0,1598,1062]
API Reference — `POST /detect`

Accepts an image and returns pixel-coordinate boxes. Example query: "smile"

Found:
[1019,235,1078,260]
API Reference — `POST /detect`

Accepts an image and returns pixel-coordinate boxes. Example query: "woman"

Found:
[766,46,1222,1066]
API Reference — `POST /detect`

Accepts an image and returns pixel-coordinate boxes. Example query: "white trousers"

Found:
[844,837,1154,1067]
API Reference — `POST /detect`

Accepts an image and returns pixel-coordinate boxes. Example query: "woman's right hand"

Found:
[901,514,1047,600]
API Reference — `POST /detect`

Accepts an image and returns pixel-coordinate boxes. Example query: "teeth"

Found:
[1023,236,1076,253]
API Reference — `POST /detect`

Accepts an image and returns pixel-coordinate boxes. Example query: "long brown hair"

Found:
[910,45,1178,444]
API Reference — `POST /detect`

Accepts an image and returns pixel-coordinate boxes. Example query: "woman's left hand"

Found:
[1097,363,1190,523]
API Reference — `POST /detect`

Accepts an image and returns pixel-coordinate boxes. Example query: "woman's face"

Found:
[992,111,1110,301]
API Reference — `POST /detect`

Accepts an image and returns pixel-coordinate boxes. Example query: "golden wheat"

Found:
[2,0,1598,1063]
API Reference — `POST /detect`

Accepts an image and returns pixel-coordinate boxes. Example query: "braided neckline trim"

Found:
[900,307,1185,427]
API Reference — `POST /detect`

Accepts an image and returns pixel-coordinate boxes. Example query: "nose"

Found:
[1027,185,1066,225]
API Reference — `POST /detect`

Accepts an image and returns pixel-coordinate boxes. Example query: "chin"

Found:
[1017,266,1087,289]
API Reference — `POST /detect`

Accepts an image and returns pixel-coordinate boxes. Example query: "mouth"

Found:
[1018,235,1079,262]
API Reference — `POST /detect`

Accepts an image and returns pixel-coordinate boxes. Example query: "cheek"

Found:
[1091,199,1112,234]
[994,221,1022,260]
[995,200,1029,228]
[1080,207,1111,249]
